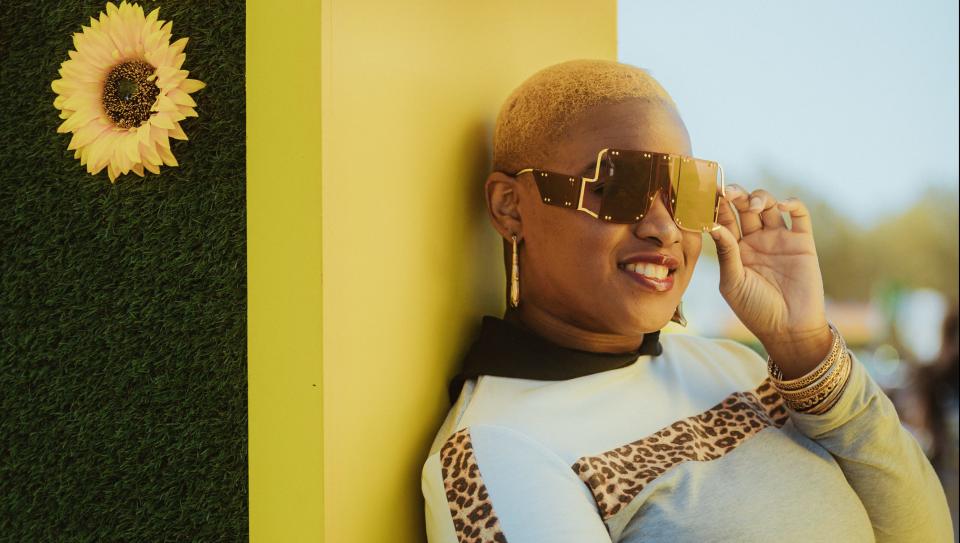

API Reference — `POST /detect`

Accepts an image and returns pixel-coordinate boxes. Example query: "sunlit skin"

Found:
[485,97,834,379]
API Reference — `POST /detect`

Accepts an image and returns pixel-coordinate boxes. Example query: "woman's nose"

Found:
[632,188,682,246]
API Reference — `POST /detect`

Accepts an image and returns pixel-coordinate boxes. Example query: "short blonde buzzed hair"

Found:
[492,59,679,175]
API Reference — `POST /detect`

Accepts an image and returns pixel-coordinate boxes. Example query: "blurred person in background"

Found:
[914,303,959,541]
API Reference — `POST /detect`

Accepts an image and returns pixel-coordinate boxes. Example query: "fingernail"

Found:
[750,197,762,210]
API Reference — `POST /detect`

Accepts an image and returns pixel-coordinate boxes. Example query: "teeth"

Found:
[624,262,669,279]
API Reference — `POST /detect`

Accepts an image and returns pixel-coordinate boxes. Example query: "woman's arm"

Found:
[421,423,613,542]
[786,350,954,542]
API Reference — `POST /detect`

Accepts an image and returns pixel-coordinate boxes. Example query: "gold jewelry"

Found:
[670,300,687,327]
[782,350,850,411]
[805,356,853,415]
[509,234,520,308]
[770,324,845,391]
[767,322,854,414]
[767,322,842,385]
[790,351,851,414]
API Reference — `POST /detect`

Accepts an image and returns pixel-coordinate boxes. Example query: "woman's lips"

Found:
[619,267,675,292]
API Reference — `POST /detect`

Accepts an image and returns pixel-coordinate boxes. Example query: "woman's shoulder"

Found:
[426,378,478,458]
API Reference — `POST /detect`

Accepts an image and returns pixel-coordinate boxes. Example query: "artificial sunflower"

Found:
[51,1,206,183]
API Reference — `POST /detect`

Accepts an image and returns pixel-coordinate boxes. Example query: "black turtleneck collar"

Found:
[448,312,663,405]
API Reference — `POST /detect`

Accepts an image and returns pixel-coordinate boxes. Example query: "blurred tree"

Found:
[753,170,959,303]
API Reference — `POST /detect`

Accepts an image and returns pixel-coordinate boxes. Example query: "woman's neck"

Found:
[503,304,646,354]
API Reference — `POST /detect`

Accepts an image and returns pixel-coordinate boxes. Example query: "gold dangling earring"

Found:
[510,234,520,308]
[670,300,687,327]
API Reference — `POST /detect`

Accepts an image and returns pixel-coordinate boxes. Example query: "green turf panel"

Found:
[0,1,247,540]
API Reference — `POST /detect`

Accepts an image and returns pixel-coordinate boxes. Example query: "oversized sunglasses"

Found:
[514,148,726,233]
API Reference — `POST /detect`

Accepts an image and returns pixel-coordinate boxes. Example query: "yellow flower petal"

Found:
[157,67,188,89]
[169,37,188,55]
[123,132,141,163]
[62,91,100,112]
[114,148,129,174]
[92,162,108,176]
[137,123,152,146]
[50,79,70,94]
[157,144,178,167]
[179,78,206,93]
[167,122,188,141]
[139,140,162,166]
[150,113,176,130]
[145,30,164,52]
[143,157,160,174]
[59,106,101,133]
[151,124,171,149]
[155,94,178,112]
[88,130,116,171]
[69,120,111,150]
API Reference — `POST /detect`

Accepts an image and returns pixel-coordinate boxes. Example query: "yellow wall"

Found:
[321,1,616,541]
[250,0,616,541]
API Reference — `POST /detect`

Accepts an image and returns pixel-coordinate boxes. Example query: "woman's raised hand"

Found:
[709,184,834,379]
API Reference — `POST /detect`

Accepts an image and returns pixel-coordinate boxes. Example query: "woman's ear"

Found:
[484,171,524,240]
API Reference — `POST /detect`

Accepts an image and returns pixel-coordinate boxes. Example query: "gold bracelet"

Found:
[802,351,853,415]
[776,349,846,403]
[789,349,850,412]
[768,323,853,412]
[767,322,844,390]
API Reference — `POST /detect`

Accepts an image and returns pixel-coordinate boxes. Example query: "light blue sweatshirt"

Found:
[421,331,954,542]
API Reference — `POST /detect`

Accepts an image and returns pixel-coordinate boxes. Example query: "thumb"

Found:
[709,224,744,294]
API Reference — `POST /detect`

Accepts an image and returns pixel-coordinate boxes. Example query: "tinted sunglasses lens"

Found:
[529,150,720,229]
[675,158,719,231]
[529,169,582,210]
[597,151,656,222]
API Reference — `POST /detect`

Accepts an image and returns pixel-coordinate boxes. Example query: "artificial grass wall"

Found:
[0,1,247,539]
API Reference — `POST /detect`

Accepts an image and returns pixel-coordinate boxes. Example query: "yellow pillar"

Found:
[249,1,616,540]
[248,1,325,541]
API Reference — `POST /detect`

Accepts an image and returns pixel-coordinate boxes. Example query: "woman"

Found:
[421,59,953,542]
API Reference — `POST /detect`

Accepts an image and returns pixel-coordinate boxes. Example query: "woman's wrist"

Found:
[762,322,835,381]
[767,322,853,414]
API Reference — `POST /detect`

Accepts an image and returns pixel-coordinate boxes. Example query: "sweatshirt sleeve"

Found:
[421,424,612,543]
[786,349,954,543]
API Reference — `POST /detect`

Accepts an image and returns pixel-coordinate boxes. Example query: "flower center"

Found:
[102,59,161,129]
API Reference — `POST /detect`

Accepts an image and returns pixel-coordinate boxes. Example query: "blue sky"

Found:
[619,0,959,228]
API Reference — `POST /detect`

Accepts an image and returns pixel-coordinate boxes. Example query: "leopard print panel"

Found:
[571,378,789,520]
[440,427,508,543]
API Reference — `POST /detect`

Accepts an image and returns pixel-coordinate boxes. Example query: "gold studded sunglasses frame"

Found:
[514,148,726,233]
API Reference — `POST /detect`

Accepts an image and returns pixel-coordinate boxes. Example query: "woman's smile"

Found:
[617,262,676,292]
